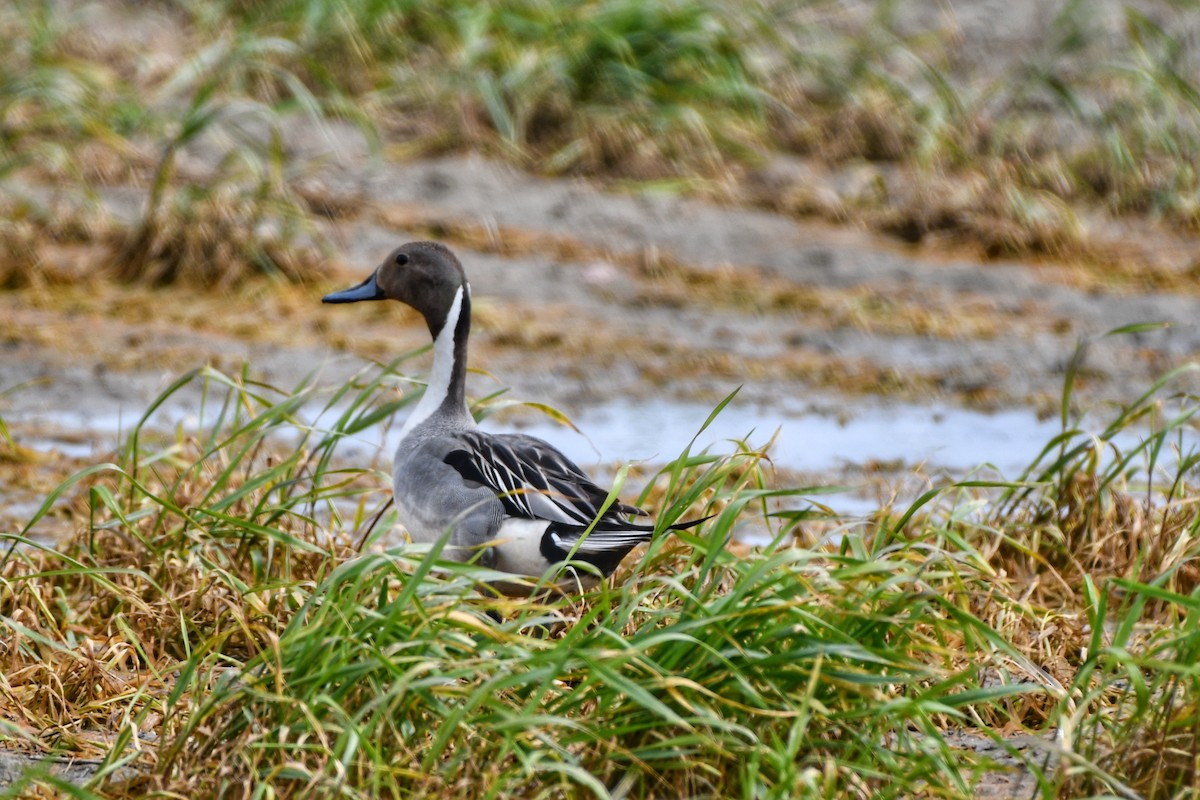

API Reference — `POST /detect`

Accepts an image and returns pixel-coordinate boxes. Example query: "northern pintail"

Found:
[323,241,703,586]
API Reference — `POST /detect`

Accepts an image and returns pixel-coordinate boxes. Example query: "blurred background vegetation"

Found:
[4,0,1200,288]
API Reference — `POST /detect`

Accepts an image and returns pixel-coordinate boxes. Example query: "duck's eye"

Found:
[395,253,410,266]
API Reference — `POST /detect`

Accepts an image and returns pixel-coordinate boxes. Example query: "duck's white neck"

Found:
[399,284,472,439]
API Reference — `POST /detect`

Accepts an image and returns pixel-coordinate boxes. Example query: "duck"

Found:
[323,241,704,588]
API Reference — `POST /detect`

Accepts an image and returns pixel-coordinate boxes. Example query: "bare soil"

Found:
[6,145,1200,430]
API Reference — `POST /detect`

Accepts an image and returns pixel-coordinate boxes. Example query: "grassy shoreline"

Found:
[2,356,1199,797]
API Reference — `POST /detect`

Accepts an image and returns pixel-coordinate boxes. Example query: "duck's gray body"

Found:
[324,241,700,587]
[391,422,501,564]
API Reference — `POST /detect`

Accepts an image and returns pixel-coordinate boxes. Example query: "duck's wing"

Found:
[441,431,649,529]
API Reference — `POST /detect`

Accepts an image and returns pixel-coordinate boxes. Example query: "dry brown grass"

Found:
[110,198,325,289]
[1,427,369,777]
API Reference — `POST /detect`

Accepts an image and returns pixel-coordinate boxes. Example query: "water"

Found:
[8,393,1188,545]
[17,395,1151,481]
[475,400,1129,525]
[474,399,1072,476]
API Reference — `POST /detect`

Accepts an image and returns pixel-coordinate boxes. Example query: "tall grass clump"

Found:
[1057,577,1200,798]
[949,335,1200,797]
[156,452,1025,797]
[0,0,136,284]
[110,31,335,287]
[996,344,1200,601]
[0,361,408,783]
[0,0,344,288]
[2,364,1045,798]
[227,0,769,180]
[760,0,1200,253]
[0,0,141,184]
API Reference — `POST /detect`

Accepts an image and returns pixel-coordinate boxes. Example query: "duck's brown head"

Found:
[323,241,468,337]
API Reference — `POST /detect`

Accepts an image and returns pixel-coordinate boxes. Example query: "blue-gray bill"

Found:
[323,272,384,303]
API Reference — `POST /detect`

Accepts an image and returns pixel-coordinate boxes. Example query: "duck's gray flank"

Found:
[323,240,705,585]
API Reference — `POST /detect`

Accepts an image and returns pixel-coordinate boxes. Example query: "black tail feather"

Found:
[666,514,717,532]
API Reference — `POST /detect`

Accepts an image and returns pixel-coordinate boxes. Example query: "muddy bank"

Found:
[6,147,1200,420]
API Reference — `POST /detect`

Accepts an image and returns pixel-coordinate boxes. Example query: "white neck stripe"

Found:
[399,284,466,439]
